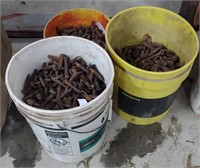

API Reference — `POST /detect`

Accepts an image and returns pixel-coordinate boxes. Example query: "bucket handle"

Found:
[57,99,112,134]
[57,118,108,134]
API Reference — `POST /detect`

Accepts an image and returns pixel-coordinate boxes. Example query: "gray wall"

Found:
[1,0,182,16]
[1,0,183,34]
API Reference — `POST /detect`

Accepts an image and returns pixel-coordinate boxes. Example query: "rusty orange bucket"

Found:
[43,8,110,38]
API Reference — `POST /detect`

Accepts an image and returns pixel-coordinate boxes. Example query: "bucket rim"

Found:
[5,36,114,115]
[43,8,110,38]
[105,6,199,76]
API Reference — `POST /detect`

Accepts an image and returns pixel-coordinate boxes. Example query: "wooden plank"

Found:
[179,1,199,31]
[5,30,43,38]
[2,13,53,38]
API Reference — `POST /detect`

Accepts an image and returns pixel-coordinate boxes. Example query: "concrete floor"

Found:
[0,38,200,168]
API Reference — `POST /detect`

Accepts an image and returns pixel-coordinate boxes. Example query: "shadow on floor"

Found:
[0,102,41,168]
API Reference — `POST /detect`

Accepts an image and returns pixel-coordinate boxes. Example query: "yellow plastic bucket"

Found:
[105,6,199,125]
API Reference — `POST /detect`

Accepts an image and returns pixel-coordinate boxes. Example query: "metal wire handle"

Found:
[57,118,108,134]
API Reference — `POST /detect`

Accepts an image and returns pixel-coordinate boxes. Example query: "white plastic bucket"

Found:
[5,36,114,163]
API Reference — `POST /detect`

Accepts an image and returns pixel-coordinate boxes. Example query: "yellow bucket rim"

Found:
[43,8,110,38]
[105,6,199,76]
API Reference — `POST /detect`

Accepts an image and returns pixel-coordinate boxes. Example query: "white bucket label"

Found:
[28,122,74,156]
[79,122,106,153]
[45,131,73,155]
[27,102,110,158]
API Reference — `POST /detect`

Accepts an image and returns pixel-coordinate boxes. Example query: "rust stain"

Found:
[1,13,25,21]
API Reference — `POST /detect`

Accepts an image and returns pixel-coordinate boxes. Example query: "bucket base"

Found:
[43,148,89,163]
[114,108,169,125]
